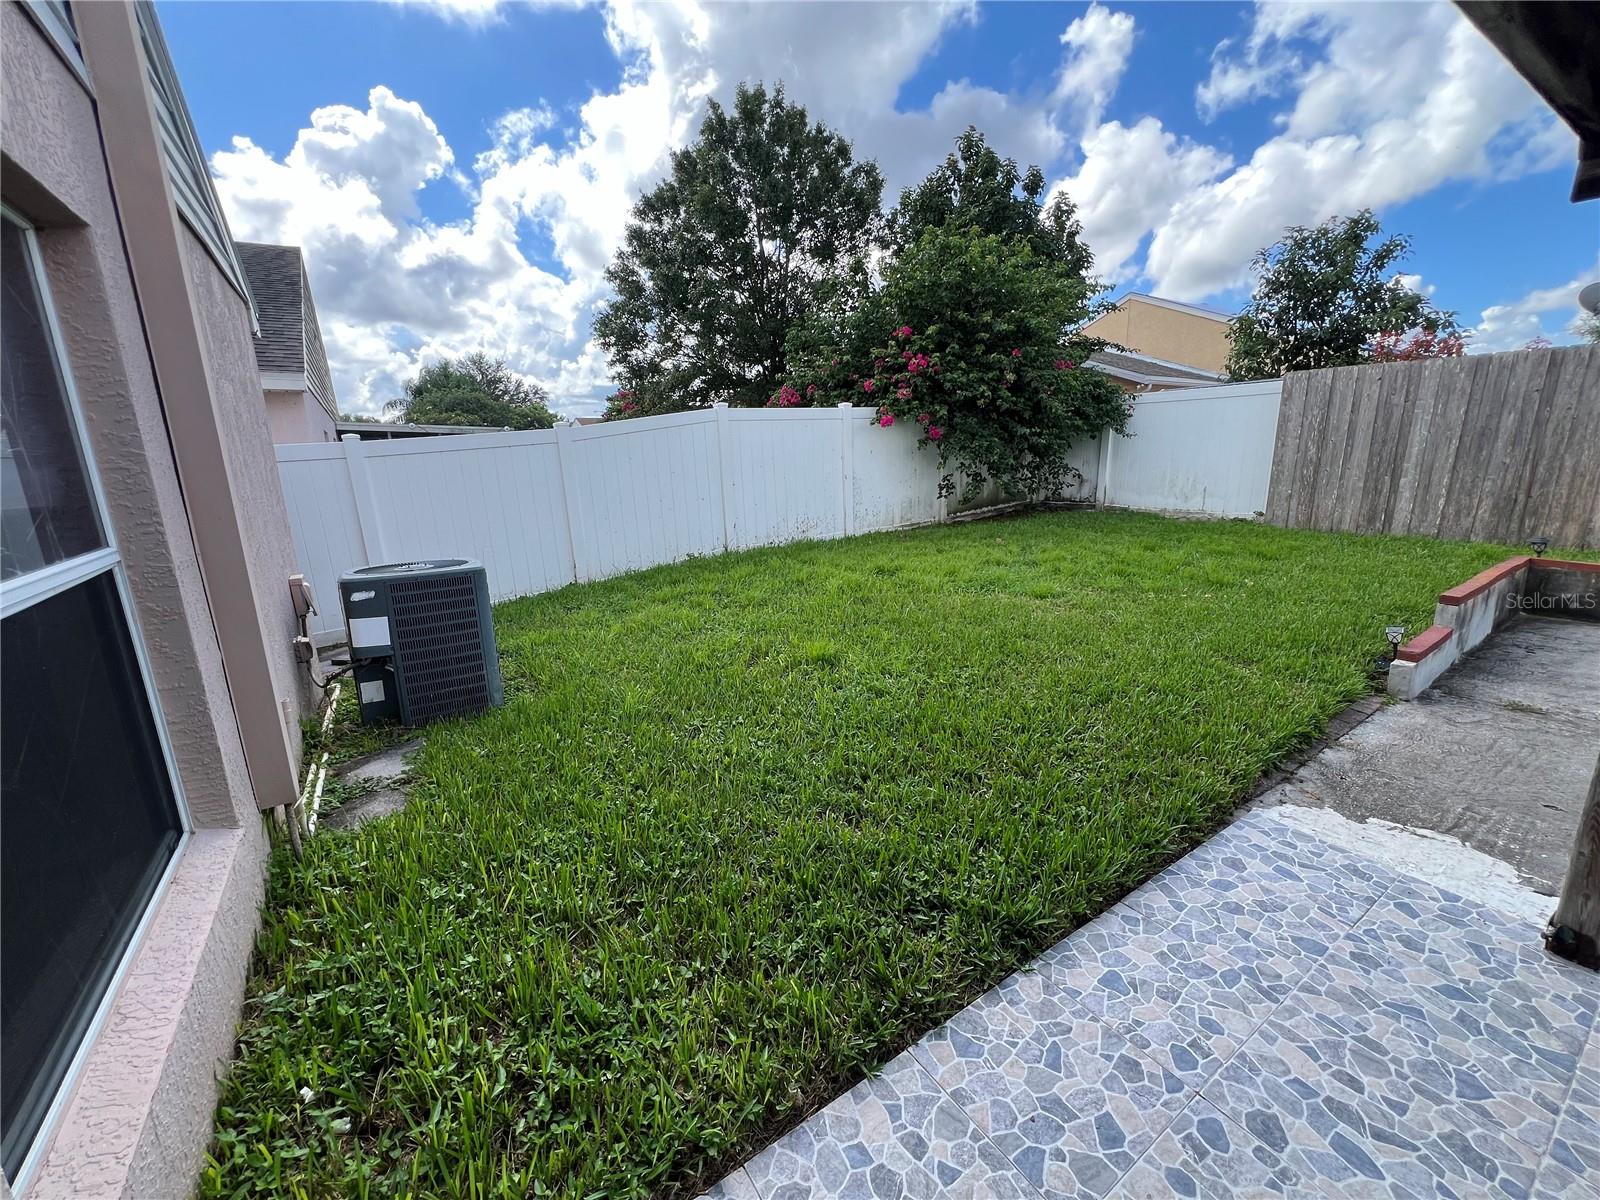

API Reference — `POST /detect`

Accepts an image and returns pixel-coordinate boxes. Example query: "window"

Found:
[0,212,186,1185]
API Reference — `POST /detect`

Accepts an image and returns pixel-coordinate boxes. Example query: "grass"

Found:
[203,511,1548,1199]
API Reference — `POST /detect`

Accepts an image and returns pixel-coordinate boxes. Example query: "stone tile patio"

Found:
[702,808,1599,1200]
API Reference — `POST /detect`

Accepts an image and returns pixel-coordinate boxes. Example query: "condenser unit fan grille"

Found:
[389,573,491,723]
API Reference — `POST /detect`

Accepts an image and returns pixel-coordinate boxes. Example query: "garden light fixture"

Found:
[1530,536,1549,557]
[1378,625,1406,672]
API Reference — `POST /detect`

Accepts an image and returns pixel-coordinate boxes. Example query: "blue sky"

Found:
[159,0,1599,416]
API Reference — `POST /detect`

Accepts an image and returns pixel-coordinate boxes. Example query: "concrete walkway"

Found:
[704,808,1598,1200]
[1260,615,1600,893]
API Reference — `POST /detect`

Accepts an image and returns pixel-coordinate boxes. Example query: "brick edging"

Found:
[1438,555,1532,606]
[1396,623,1453,662]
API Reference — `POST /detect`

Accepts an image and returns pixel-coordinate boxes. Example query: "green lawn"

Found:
[203,512,1540,1199]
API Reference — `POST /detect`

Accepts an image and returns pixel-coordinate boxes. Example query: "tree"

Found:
[1576,310,1600,344]
[785,225,1128,501]
[594,83,883,417]
[389,353,556,430]
[887,127,1093,277]
[1225,210,1462,380]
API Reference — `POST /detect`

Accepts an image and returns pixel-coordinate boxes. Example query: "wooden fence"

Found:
[1265,344,1600,549]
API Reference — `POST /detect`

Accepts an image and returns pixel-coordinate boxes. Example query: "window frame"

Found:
[1,205,194,1195]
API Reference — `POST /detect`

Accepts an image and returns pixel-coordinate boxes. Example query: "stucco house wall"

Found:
[1,4,308,1195]
[178,227,317,726]
[266,387,339,443]
[1083,294,1233,375]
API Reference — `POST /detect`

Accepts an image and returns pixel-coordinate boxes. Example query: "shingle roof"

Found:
[236,242,305,375]
[236,241,338,417]
[1087,349,1226,385]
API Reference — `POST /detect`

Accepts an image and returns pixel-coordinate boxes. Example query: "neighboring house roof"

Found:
[1086,349,1228,388]
[236,242,338,420]
[1111,293,1233,323]
[334,420,507,440]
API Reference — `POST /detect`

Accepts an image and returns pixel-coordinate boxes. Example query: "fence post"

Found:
[713,402,734,551]
[553,424,584,584]
[838,403,856,537]
[340,433,389,562]
[1097,423,1114,508]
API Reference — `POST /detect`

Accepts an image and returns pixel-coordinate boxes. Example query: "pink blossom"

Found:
[1056,358,1076,370]
[907,353,929,374]
[771,384,802,408]
[874,358,885,369]
[916,412,930,424]
[878,410,895,427]
[1011,348,1022,358]
[896,325,914,338]
[806,383,817,396]
[895,385,912,401]
[862,379,875,394]
[902,349,913,360]
[620,400,636,412]
[926,425,943,440]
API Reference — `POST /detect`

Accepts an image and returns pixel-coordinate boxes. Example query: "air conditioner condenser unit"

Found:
[338,558,503,726]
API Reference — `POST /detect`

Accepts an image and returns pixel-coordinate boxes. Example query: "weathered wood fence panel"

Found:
[1265,344,1600,548]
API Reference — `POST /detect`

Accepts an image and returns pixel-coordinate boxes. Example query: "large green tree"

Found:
[389,353,556,429]
[595,83,883,418]
[886,126,1093,277]
[1225,210,1461,380]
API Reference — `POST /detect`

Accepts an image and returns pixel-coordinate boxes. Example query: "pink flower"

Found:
[771,384,802,407]
[874,358,885,369]
[896,325,914,338]
[896,385,912,401]
[902,349,913,360]
[862,379,875,393]
[916,412,930,424]
[907,353,929,374]
[926,425,943,440]
[620,400,636,412]
[806,383,817,396]
[1056,358,1076,370]
[1011,348,1022,358]
[878,410,895,427]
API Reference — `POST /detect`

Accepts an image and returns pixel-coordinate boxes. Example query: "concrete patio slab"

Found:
[1261,615,1600,893]
[700,808,1599,1200]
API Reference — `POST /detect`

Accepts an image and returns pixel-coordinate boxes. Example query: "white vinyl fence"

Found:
[279,382,1282,639]
[1075,379,1283,518]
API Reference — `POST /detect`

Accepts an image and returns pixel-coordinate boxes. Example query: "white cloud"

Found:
[1062,1,1573,303]
[1049,119,1230,284]
[1468,272,1597,353]
[1055,4,1136,131]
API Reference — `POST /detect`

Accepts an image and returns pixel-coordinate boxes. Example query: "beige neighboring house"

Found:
[3,2,313,1196]
[236,241,340,443]
[1082,292,1234,392]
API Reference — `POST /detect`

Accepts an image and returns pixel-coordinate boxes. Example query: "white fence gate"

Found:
[278,382,1283,639]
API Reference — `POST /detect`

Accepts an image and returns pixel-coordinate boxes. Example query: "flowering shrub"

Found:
[784,225,1129,499]
[1369,329,1467,362]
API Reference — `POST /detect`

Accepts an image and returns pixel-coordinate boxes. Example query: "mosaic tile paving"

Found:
[1108,1099,1322,1200]
[912,986,1188,1198]
[698,810,1597,1200]
[744,1050,1040,1199]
